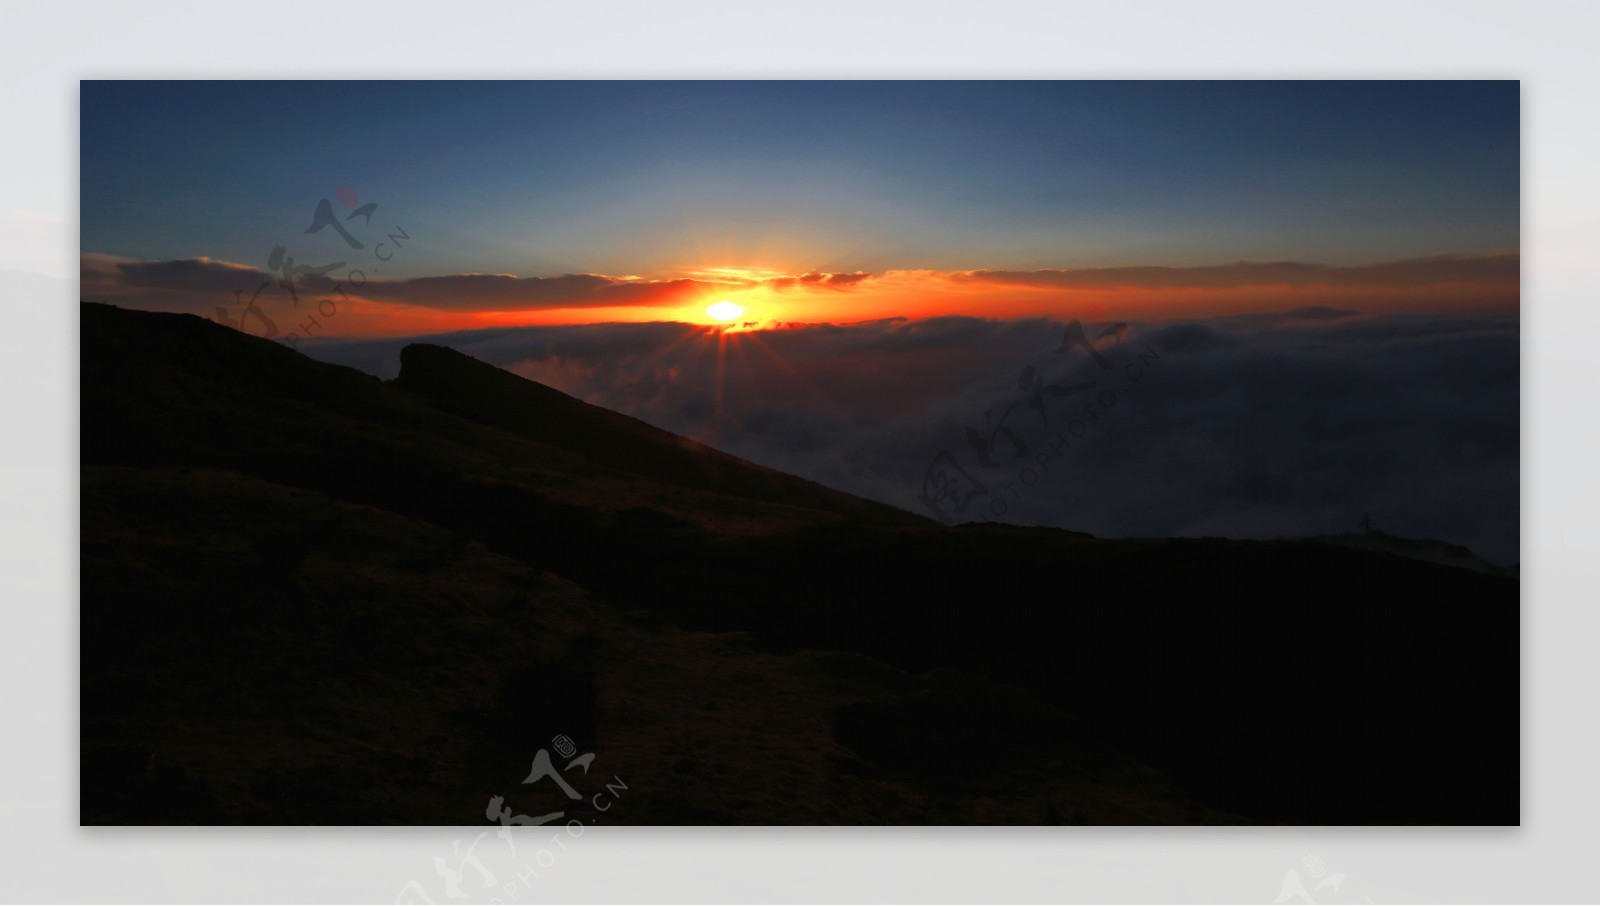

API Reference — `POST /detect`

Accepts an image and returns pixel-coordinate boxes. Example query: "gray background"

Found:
[4,1,1586,901]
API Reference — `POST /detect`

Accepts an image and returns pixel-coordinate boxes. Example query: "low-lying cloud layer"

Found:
[305,307,1520,566]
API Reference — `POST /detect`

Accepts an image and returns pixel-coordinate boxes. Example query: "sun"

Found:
[706,300,745,322]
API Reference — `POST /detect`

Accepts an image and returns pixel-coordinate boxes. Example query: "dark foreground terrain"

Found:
[80,302,1518,824]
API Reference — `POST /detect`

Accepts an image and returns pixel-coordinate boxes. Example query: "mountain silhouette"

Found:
[391,341,928,525]
[80,302,1518,825]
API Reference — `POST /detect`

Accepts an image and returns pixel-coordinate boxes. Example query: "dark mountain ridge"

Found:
[392,342,926,527]
[80,303,1519,825]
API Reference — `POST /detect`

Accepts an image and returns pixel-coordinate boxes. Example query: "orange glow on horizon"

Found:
[253,274,1525,336]
[79,252,1521,338]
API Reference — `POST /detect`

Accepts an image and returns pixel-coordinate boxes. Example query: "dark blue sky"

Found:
[80,80,1519,279]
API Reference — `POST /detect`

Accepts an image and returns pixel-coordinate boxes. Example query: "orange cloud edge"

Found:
[80,251,1519,338]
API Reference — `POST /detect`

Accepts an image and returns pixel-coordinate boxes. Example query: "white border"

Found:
[6,1,1596,901]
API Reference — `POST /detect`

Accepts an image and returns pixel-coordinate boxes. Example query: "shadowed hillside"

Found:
[393,342,926,526]
[80,303,1519,825]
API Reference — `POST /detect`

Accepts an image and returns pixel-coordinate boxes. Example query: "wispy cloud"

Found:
[953,253,1519,291]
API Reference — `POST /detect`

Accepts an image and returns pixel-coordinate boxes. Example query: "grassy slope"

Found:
[79,303,1518,824]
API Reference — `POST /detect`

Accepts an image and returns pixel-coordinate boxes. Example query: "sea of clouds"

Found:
[305,307,1519,566]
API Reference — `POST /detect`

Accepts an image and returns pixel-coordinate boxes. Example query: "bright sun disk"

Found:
[707,300,745,322]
